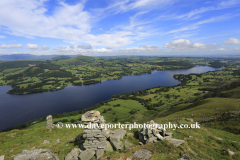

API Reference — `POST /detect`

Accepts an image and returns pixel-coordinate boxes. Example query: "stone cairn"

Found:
[46,115,54,129]
[81,110,107,159]
[138,120,172,144]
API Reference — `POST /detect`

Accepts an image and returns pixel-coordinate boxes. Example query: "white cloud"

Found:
[26,43,39,49]
[55,47,72,53]
[0,0,175,48]
[54,45,161,55]
[0,35,5,38]
[164,39,218,50]
[223,38,240,45]
[0,44,22,49]
[77,44,93,49]
[0,0,90,43]
[40,45,50,51]
[70,45,75,49]
[176,0,240,19]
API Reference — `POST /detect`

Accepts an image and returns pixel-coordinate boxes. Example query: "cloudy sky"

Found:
[0,0,240,56]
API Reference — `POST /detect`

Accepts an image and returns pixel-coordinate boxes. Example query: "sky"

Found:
[0,0,240,56]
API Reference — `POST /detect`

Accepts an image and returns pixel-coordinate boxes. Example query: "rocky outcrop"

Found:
[138,120,172,144]
[65,148,82,160]
[14,149,59,160]
[106,141,114,151]
[109,129,126,141]
[132,149,152,160]
[79,150,95,160]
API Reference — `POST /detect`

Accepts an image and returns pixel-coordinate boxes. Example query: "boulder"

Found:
[110,129,126,141]
[81,110,105,123]
[14,149,59,160]
[106,141,113,152]
[79,150,95,160]
[133,149,152,160]
[0,155,4,160]
[110,140,122,150]
[95,149,104,159]
[168,138,185,146]
[146,136,157,143]
[65,148,81,160]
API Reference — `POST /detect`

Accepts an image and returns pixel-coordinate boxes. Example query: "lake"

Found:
[0,66,219,131]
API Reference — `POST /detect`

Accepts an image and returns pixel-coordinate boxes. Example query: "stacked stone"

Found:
[82,128,106,151]
[46,115,54,129]
[81,110,107,159]
[138,120,172,144]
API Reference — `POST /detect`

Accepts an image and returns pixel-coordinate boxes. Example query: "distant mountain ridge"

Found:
[0,54,80,61]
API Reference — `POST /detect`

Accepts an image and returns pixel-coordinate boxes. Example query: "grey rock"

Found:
[124,144,131,150]
[95,149,104,159]
[79,150,95,160]
[0,155,4,160]
[110,129,126,141]
[168,138,185,146]
[146,136,157,143]
[133,149,152,160]
[163,136,171,140]
[14,149,59,160]
[117,157,123,160]
[65,148,81,160]
[106,141,113,152]
[110,140,122,150]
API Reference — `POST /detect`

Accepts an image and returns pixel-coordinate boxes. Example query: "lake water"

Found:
[0,66,219,131]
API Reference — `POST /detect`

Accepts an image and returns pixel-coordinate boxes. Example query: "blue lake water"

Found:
[0,66,219,131]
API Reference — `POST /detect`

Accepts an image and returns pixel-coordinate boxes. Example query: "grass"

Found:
[0,128,84,160]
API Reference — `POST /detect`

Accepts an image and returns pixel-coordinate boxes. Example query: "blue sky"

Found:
[0,0,240,56]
